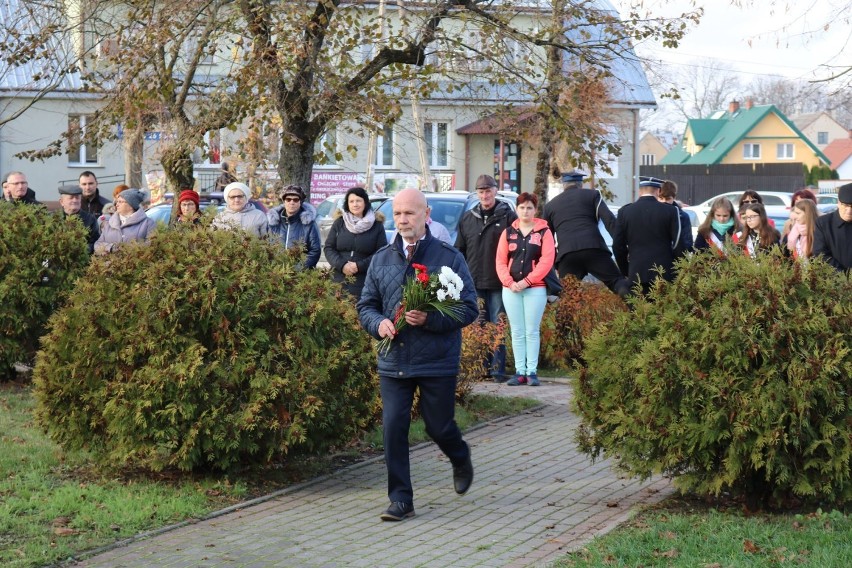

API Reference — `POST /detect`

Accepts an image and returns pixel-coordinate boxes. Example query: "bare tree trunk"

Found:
[123,126,144,189]
[534,25,563,207]
[161,147,195,191]
[277,138,315,199]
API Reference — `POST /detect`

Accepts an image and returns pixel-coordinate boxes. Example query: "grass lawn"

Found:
[0,382,537,568]
[553,496,852,567]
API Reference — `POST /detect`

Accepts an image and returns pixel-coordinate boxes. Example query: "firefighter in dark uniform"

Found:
[543,170,630,297]
[612,177,684,296]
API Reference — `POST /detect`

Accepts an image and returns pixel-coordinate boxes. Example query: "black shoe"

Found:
[453,452,474,495]
[380,502,415,521]
[492,374,509,384]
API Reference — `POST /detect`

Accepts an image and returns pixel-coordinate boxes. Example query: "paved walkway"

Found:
[80,380,672,568]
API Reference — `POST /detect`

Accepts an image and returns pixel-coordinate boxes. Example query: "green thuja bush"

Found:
[575,249,852,507]
[0,202,89,377]
[33,227,379,471]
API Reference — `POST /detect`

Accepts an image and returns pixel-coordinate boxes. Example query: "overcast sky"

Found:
[625,0,851,83]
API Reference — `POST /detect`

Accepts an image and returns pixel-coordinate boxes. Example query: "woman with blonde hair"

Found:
[783,198,818,260]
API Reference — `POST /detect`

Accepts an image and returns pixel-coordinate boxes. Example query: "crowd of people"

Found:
[5,165,851,523]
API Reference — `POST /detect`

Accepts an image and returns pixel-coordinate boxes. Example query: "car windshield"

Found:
[315,198,337,218]
[377,197,467,235]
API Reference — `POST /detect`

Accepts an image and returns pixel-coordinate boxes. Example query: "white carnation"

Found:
[436,289,447,302]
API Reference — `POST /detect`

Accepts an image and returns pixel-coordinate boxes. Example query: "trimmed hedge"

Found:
[33,226,379,471]
[0,203,89,377]
[575,250,852,506]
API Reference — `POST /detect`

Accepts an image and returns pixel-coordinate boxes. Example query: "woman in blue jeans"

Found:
[495,192,556,386]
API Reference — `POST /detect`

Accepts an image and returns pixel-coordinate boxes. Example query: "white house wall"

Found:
[0,96,126,202]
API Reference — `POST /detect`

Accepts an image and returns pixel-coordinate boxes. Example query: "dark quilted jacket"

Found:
[455,201,517,290]
[357,230,479,379]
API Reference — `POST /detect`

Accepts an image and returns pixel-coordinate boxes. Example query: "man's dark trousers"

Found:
[557,249,630,297]
[381,375,470,504]
[477,288,507,377]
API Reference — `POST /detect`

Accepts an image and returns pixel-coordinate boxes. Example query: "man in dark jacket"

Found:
[2,171,40,205]
[56,185,100,253]
[543,170,630,297]
[813,183,852,271]
[613,177,684,296]
[455,174,517,381]
[78,171,112,216]
[358,188,479,523]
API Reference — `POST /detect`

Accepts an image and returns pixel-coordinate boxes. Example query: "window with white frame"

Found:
[742,143,760,159]
[776,143,794,159]
[68,115,99,165]
[817,131,828,145]
[374,124,394,167]
[314,128,338,167]
[424,121,449,168]
[641,154,655,166]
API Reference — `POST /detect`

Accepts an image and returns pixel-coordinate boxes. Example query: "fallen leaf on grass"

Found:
[702,563,722,568]
[660,531,677,540]
[792,521,804,530]
[53,527,79,536]
[743,539,761,554]
[654,548,679,559]
[110,524,121,532]
[50,516,72,527]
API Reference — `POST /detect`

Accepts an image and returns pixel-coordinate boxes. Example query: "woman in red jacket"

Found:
[495,192,556,387]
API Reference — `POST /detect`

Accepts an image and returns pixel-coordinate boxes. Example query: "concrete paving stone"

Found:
[79,381,672,568]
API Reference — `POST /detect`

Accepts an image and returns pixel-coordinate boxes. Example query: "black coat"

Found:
[59,210,100,254]
[6,188,40,205]
[323,214,388,297]
[81,190,111,217]
[543,187,615,261]
[612,195,683,293]
[455,201,517,290]
[813,211,852,271]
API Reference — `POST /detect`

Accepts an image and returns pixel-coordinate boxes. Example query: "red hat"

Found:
[178,190,200,207]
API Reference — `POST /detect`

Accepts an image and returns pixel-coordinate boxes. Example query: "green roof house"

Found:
[660,100,829,168]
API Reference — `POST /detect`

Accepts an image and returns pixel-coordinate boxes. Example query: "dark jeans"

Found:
[476,288,507,377]
[557,249,630,298]
[380,375,469,505]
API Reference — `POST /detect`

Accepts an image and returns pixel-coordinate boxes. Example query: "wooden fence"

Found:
[639,163,805,206]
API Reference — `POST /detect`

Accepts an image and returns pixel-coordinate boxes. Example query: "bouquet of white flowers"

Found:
[377,264,466,355]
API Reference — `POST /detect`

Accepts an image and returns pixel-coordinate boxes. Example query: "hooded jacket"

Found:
[268,202,321,269]
[212,202,269,238]
[495,218,556,288]
[357,229,479,379]
[455,200,517,290]
[94,207,156,254]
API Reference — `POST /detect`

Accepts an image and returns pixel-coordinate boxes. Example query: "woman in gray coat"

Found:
[212,182,269,237]
[94,188,156,255]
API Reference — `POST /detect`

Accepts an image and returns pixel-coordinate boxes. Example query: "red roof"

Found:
[823,137,852,169]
